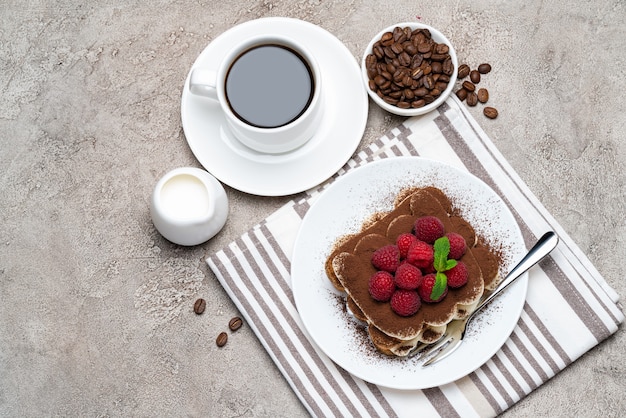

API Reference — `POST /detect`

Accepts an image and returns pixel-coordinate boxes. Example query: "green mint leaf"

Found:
[445,259,458,270]
[431,272,448,300]
[433,237,450,272]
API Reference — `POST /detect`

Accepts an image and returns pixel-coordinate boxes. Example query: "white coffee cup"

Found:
[188,35,322,154]
[150,167,228,246]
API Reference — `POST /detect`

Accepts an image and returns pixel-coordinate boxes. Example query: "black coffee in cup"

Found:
[225,44,314,128]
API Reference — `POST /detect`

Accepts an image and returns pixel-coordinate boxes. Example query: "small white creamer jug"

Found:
[150,167,228,246]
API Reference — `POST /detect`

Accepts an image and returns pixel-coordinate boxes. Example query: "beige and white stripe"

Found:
[207,95,623,417]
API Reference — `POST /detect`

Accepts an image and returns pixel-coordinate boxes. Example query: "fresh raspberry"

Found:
[406,240,434,270]
[446,261,468,288]
[390,289,421,316]
[368,271,396,302]
[418,273,448,303]
[414,216,445,244]
[394,263,423,290]
[371,245,400,273]
[446,232,467,260]
[396,233,418,259]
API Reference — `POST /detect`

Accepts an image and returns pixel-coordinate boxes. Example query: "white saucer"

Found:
[181,18,368,196]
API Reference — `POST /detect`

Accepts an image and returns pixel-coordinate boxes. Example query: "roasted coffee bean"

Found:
[484,106,498,119]
[435,43,449,54]
[412,99,426,108]
[391,42,403,54]
[455,88,468,101]
[417,42,431,53]
[193,298,206,315]
[229,316,243,331]
[381,32,393,45]
[442,57,454,76]
[404,43,417,55]
[462,81,476,92]
[411,54,423,68]
[435,81,448,91]
[477,88,489,103]
[423,75,435,90]
[466,92,478,106]
[414,87,428,97]
[470,70,481,84]
[216,332,228,347]
[478,63,492,74]
[398,52,412,66]
[411,68,424,79]
[392,26,404,42]
[457,64,470,79]
[423,94,435,104]
[373,45,384,59]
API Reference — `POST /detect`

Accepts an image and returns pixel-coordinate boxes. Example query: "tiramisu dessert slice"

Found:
[325,186,501,357]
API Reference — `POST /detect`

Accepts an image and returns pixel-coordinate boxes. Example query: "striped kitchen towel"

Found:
[207,95,623,417]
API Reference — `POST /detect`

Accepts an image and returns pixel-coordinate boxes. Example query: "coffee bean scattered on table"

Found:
[466,92,478,106]
[365,26,455,109]
[478,63,492,74]
[216,332,228,347]
[470,70,481,84]
[484,107,499,119]
[457,63,470,79]
[228,316,243,332]
[462,80,475,92]
[454,62,498,119]
[477,88,489,103]
[193,298,206,315]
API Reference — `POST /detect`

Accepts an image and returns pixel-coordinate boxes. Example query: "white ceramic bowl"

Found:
[361,22,458,116]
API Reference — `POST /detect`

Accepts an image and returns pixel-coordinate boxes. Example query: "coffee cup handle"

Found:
[189,68,219,100]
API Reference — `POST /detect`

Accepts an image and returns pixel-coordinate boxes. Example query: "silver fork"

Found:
[410,231,559,367]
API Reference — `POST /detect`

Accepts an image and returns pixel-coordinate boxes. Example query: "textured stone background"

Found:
[1,1,624,416]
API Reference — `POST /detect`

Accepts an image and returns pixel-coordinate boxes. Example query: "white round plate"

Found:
[181,18,368,196]
[291,157,528,390]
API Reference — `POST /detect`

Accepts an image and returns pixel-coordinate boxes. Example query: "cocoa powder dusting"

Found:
[471,246,501,290]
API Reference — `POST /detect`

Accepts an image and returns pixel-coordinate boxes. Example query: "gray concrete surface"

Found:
[1,1,624,416]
